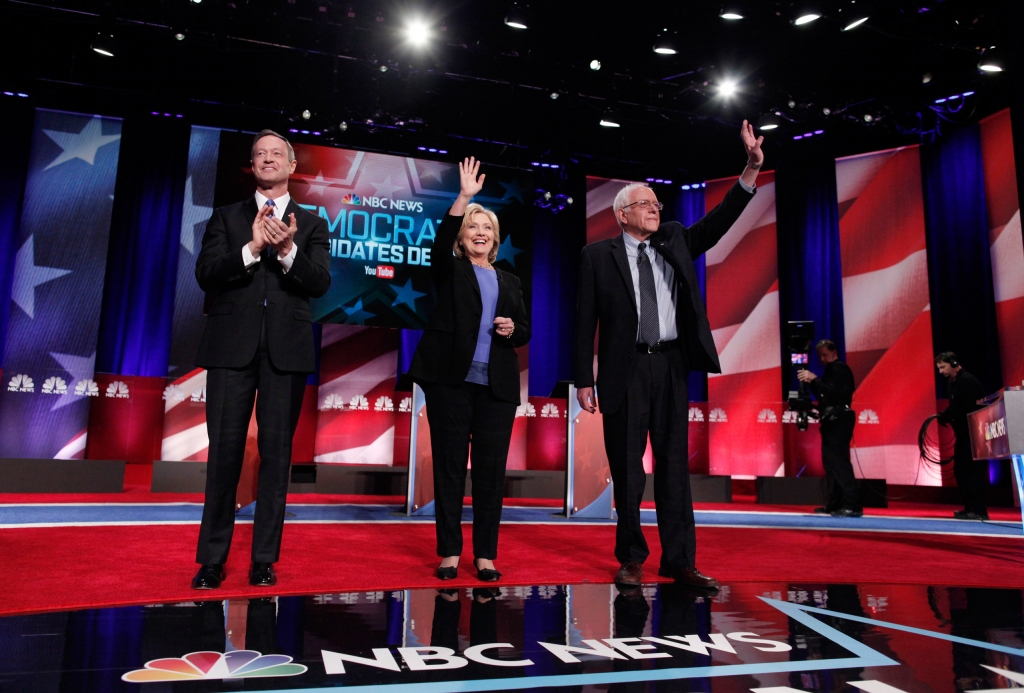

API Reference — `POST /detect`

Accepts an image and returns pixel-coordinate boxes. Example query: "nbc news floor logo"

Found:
[122,650,305,683]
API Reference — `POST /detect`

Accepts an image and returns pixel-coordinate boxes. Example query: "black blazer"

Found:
[574,181,755,413]
[195,196,331,373]
[407,211,530,404]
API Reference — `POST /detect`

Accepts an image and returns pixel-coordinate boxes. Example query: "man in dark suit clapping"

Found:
[191,130,330,589]
[574,121,763,590]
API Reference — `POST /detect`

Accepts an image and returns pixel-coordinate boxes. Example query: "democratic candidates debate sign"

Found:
[213,132,532,330]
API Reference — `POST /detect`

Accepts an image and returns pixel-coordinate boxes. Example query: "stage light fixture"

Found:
[822,107,831,115]
[719,3,745,19]
[757,113,780,130]
[302,110,312,120]
[550,92,559,100]
[504,3,528,29]
[590,59,601,71]
[653,29,678,55]
[922,73,933,84]
[405,18,430,46]
[380,65,388,72]
[793,4,822,25]
[842,16,868,30]
[339,121,348,131]
[190,0,201,4]
[566,197,573,205]
[718,79,738,97]
[978,48,1003,73]
[174,32,185,41]
[91,32,116,57]
[863,113,873,122]
[599,109,620,127]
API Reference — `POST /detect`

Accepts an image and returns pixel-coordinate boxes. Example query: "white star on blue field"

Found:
[390,279,426,309]
[496,235,525,267]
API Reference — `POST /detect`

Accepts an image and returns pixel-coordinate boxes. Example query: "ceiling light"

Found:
[978,48,1003,73]
[91,32,116,57]
[549,92,559,100]
[922,73,933,84]
[339,121,348,131]
[718,80,738,97]
[794,13,820,24]
[719,3,745,19]
[504,3,528,29]
[822,107,831,115]
[757,113,780,130]
[174,32,185,41]
[794,5,822,25]
[302,109,312,120]
[405,18,430,46]
[653,29,678,55]
[863,114,873,122]
[190,0,202,4]
[842,16,869,30]
[599,109,620,127]
[590,59,602,71]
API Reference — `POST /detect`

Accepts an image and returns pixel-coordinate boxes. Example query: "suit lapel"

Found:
[460,260,482,301]
[610,238,638,315]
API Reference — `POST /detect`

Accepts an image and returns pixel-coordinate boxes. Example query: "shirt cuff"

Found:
[242,244,261,267]
[738,178,756,193]
[278,243,298,273]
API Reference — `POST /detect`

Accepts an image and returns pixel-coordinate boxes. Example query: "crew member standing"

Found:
[797,339,861,517]
[191,129,331,589]
[936,352,989,520]
[574,121,763,590]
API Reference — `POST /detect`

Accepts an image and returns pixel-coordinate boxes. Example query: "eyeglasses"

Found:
[621,199,664,211]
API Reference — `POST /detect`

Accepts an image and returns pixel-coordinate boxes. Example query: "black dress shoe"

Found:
[830,508,863,518]
[474,559,501,582]
[659,565,719,590]
[191,564,225,590]
[436,563,458,580]
[813,506,836,514]
[249,562,277,587]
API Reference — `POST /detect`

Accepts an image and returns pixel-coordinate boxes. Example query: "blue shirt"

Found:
[466,265,499,385]
[620,231,679,343]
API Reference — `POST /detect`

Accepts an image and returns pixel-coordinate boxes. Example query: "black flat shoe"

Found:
[249,562,277,587]
[436,563,458,580]
[475,560,501,582]
[191,564,225,590]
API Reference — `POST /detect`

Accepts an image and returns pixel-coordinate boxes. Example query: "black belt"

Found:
[636,339,679,354]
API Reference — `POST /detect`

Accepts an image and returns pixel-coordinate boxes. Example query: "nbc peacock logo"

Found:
[342,193,362,206]
[121,650,306,683]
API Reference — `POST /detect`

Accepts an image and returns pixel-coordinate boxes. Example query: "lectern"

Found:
[967,387,1024,535]
[564,384,614,519]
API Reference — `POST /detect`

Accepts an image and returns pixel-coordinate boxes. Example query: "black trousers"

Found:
[953,437,989,516]
[602,349,696,571]
[820,410,859,511]
[424,381,517,559]
[196,317,307,565]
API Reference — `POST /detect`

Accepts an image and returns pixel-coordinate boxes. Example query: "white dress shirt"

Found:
[243,191,298,272]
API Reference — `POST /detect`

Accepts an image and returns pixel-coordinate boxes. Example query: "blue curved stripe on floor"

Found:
[0,503,1019,536]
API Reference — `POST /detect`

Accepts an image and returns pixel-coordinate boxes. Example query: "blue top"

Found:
[465,264,499,385]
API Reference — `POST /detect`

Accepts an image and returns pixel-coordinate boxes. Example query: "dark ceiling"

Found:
[2,0,1018,182]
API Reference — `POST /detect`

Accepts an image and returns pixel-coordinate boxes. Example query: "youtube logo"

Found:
[376,265,395,279]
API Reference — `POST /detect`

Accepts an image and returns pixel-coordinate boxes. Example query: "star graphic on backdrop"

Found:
[305,171,331,197]
[390,278,426,309]
[371,175,404,198]
[496,235,525,267]
[180,176,214,253]
[49,351,96,411]
[416,160,448,186]
[498,178,524,203]
[344,299,375,325]
[12,236,72,318]
[42,116,121,171]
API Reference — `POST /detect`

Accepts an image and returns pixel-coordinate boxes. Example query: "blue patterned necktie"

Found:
[636,242,660,346]
[264,199,276,217]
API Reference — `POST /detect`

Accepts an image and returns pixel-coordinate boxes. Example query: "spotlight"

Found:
[550,92,559,100]
[922,73,933,84]
[174,32,185,41]
[863,113,873,122]
[842,16,868,31]
[190,0,201,4]
[653,29,678,55]
[380,65,388,72]
[599,108,620,128]
[543,191,552,201]
[718,79,738,97]
[719,3,744,20]
[978,48,1003,73]
[504,3,528,29]
[757,113,780,130]
[91,32,116,57]
[566,197,573,205]
[793,4,822,25]
[339,121,348,131]
[822,107,831,115]
[302,109,312,120]
[405,18,430,46]
[590,59,602,71]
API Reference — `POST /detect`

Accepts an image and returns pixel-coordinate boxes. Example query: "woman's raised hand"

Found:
[459,157,485,198]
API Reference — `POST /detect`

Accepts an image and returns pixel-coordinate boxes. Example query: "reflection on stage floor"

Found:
[1,581,1021,692]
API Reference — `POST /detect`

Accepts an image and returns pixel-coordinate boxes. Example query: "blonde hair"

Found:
[453,203,501,264]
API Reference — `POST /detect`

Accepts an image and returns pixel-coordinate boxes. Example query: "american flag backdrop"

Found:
[0,110,122,459]
[835,147,938,485]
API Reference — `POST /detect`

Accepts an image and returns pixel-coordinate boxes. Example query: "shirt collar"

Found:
[620,231,654,254]
[254,190,291,213]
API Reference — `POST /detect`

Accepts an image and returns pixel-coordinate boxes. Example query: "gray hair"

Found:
[612,182,650,229]
[251,129,296,162]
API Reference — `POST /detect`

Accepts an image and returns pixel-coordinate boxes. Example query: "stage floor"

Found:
[2,580,1021,693]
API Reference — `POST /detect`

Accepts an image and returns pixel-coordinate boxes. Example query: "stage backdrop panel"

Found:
[835,147,938,485]
[0,110,122,459]
[980,108,1024,389]
[705,174,783,478]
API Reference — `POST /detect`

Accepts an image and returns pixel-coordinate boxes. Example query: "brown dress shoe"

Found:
[615,561,643,586]
[659,565,719,589]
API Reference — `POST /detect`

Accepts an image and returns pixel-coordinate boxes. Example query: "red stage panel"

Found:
[980,108,1024,388]
[705,174,783,478]
[836,148,937,485]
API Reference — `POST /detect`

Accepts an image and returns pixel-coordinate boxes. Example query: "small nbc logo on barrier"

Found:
[121,650,307,683]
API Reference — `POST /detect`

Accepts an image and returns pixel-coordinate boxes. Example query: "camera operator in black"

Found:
[935,352,989,520]
[797,339,861,517]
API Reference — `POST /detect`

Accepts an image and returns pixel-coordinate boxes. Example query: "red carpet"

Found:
[1,521,1020,616]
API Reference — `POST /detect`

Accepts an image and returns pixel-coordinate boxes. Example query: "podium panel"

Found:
[564,385,613,519]
[405,384,434,516]
[968,388,1024,531]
